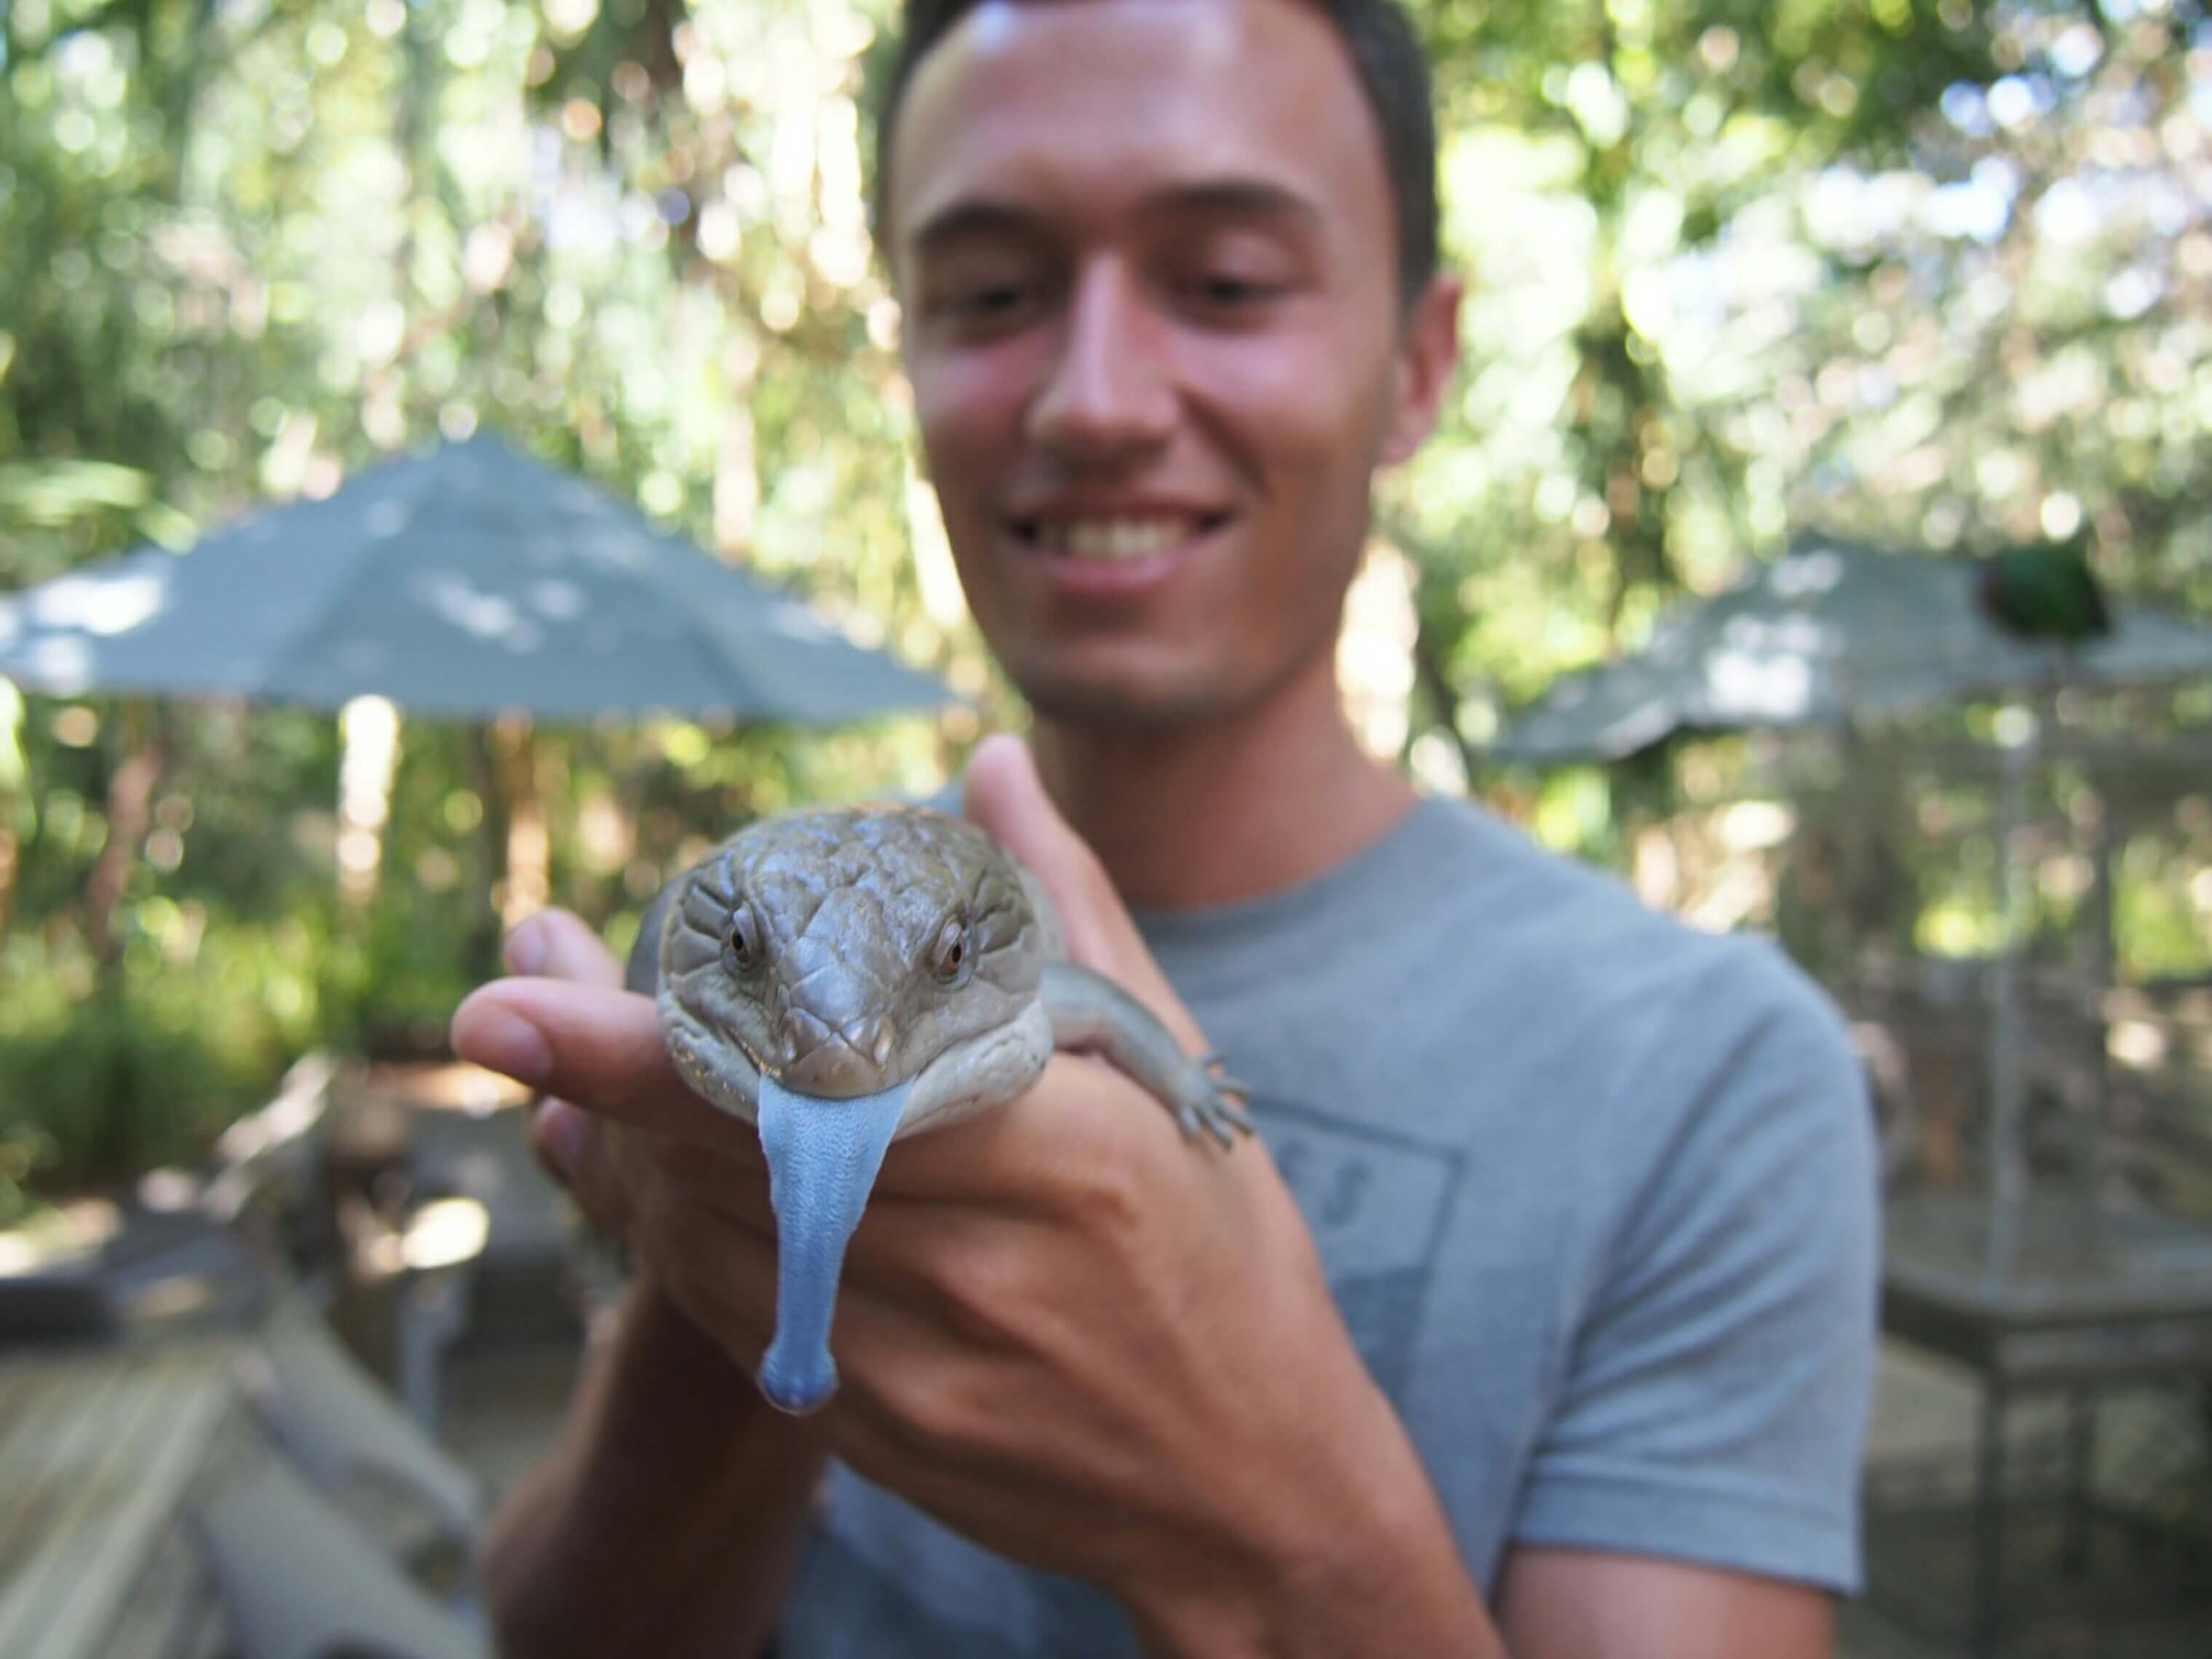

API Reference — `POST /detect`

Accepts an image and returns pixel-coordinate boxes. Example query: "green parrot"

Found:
[1974,544,2112,647]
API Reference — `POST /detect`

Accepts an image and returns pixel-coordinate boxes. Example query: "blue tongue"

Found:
[753,1074,913,1415]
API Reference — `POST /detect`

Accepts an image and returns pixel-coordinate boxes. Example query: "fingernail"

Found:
[503,918,548,976]
[459,1008,554,1089]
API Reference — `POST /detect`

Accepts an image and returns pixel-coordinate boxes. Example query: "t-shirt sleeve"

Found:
[1509,941,1881,1592]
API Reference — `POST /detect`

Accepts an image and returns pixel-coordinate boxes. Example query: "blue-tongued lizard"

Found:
[624,805,1253,1415]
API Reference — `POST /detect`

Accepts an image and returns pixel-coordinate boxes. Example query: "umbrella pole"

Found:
[470,723,510,984]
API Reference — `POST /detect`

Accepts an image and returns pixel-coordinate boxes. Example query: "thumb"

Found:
[960,732,1205,1054]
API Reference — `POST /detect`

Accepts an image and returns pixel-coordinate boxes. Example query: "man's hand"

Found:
[453,733,1496,1658]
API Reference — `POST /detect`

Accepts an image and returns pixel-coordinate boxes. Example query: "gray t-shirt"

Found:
[771,795,1879,1656]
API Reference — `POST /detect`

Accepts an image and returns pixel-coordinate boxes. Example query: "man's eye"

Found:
[1184,273,1281,310]
[935,282,1035,321]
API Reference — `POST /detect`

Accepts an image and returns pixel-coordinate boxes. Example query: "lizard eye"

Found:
[724,904,765,974]
[930,915,971,984]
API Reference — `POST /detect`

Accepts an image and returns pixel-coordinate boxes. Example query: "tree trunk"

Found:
[84,703,165,964]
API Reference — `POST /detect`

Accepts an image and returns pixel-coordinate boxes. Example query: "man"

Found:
[449,0,1879,1652]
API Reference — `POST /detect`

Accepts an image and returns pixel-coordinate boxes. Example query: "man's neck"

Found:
[1028,662,1417,913]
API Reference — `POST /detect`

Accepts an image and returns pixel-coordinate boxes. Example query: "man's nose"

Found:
[1026,262,1176,461]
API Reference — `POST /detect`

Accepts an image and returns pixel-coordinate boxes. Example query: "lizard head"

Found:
[656,805,1051,1115]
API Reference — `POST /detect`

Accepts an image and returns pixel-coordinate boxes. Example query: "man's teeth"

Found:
[1033,518,1194,560]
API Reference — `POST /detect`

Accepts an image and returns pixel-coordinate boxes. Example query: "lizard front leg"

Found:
[1038,962,1255,1147]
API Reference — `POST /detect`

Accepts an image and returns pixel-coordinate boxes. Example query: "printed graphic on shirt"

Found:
[1252,1092,1466,1396]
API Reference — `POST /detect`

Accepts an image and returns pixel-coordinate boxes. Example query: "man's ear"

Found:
[1377,271,1463,466]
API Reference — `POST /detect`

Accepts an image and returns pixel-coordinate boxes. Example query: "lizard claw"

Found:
[1200,1051,1255,1086]
[1203,1057,1257,1105]
[1177,1083,1257,1149]
[1187,1053,1257,1146]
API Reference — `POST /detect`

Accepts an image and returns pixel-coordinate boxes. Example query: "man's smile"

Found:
[1000,507,1236,597]
[1011,513,1228,559]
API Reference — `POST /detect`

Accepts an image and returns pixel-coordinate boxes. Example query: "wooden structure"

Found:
[0,1055,507,1658]
[0,1337,243,1658]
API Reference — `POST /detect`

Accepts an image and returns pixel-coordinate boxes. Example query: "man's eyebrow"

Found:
[905,178,1322,255]
[907,199,1047,256]
[1142,179,1324,225]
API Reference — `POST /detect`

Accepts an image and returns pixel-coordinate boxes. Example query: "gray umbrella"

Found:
[1492,536,2212,763]
[0,432,952,725]
[1492,534,2212,1285]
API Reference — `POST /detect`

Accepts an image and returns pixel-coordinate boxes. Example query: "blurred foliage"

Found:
[1,0,2209,1198]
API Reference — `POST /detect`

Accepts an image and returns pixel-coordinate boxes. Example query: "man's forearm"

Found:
[1132,1500,1506,1659]
[478,1274,827,1659]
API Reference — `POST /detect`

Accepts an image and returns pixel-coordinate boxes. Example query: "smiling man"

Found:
[450,0,1879,1654]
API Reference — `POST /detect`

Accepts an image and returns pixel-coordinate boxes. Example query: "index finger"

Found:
[449,977,761,1158]
[501,906,626,990]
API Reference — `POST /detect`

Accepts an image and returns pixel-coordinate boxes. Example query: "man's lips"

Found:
[1006,510,1233,562]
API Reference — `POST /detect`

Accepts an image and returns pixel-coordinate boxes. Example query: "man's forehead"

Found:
[931,0,1296,74]
[888,0,1384,244]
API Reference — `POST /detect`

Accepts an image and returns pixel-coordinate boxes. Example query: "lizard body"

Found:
[625,805,1251,1414]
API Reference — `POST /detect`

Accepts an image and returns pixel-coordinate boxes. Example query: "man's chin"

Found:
[1013,666,1241,734]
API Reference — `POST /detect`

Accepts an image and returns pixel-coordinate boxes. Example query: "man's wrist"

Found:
[575,1273,796,1466]
[1121,1388,1505,1659]
[482,1274,827,1658]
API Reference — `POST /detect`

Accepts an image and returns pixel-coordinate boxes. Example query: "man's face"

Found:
[886,0,1455,730]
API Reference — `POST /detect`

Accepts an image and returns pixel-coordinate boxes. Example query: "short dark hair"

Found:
[867,0,1441,314]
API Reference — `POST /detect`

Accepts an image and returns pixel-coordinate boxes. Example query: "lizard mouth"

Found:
[669,1000,1054,1131]
[730,1030,779,1083]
